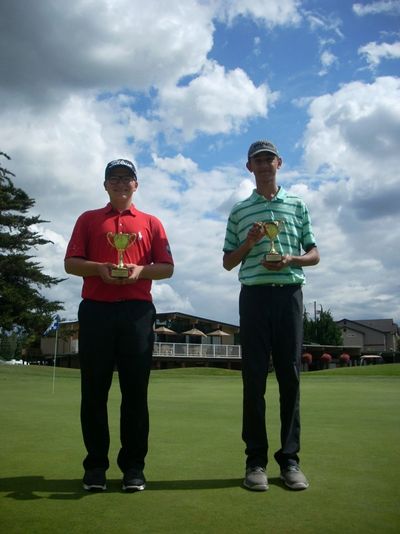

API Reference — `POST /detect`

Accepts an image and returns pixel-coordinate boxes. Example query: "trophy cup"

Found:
[106,232,137,277]
[262,220,284,262]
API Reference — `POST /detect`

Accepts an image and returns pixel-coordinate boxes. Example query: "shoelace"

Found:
[286,465,300,472]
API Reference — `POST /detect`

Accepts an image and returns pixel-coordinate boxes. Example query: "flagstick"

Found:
[52,328,58,394]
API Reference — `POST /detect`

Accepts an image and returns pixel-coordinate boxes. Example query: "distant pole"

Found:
[314,301,317,321]
[52,328,58,394]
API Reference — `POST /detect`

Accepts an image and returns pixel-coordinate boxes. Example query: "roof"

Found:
[336,318,398,334]
[156,311,239,330]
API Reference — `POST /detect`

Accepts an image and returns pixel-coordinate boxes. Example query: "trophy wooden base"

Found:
[265,253,282,262]
[111,267,130,278]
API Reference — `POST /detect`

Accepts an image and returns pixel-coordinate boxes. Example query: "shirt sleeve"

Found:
[301,203,317,251]
[150,216,174,264]
[223,210,239,253]
[64,213,88,259]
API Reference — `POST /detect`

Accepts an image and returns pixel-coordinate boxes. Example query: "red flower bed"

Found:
[302,352,312,364]
[320,353,332,362]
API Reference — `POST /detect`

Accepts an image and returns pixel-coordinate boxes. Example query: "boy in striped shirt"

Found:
[223,140,319,492]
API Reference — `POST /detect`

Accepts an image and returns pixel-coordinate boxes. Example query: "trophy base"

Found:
[110,267,130,278]
[265,253,282,262]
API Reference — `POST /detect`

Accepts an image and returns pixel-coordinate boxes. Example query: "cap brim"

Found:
[249,149,279,158]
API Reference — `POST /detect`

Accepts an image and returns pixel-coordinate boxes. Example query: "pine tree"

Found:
[0,152,64,344]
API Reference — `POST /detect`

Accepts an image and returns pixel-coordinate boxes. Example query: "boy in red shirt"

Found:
[65,158,174,492]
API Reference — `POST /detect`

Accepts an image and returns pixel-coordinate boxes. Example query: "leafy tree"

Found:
[0,152,64,349]
[303,310,315,344]
[303,307,343,346]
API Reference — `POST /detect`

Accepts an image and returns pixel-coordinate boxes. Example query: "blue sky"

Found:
[1,0,400,327]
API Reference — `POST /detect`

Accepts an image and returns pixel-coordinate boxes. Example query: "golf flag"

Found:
[43,314,61,394]
[44,315,60,336]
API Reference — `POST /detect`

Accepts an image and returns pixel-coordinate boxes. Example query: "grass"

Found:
[0,364,399,533]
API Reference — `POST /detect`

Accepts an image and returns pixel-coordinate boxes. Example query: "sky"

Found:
[1,0,400,327]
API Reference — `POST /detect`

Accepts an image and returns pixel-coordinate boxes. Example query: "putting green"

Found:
[0,364,399,533]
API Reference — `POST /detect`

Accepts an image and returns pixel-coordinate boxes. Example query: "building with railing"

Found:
[40,312,242,369]
[152,340,241,369]
[41,311,396,370]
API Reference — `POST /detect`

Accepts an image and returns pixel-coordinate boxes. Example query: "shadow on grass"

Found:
[0,477,92,500]
[149,477,287,491]
[0,476,248,500]
[147,478,242,490]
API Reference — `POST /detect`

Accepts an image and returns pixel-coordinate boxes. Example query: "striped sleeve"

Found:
[223,210,239,252]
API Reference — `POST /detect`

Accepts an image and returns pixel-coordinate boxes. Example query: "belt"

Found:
[265,283,300,287]
[242,283,301,289]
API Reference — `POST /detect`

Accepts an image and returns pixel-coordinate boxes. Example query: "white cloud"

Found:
[30,226,69,279]
[304,11,343,76]
[152,154,198,175]
[157,61,278,141]
[0,95,142,224]
[0,0,214,105]
[219,0,302,27]
[305,12,344,38]
[152,284,194,314]
[358,40,400,66]
[299,76,400,321]
[302,76,400,180]
[353,1,400,16]
[318,50,338,76]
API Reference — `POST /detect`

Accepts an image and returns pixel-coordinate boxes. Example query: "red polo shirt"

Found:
[65,203,173,302]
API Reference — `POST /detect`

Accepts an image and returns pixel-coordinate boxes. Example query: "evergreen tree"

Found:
[0,331,15,360]
[0,152,64,344]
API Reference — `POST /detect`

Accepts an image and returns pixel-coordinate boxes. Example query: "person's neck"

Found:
[110,198,132,213]
[256,184,280,201]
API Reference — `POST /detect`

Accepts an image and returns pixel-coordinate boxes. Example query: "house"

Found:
[335,318,399,353]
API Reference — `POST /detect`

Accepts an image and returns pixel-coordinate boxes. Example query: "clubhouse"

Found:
[38,311,396,371]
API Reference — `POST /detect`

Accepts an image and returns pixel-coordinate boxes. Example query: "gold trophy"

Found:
[262,221,284,262]
[106,232,137,277]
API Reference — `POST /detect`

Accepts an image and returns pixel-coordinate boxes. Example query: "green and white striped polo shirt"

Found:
[223,187,317,286]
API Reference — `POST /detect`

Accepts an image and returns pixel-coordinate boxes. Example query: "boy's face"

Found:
[246,152,282,182]
[104,166,138,202]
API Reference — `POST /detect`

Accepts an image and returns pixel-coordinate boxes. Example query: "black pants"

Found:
[78,299,156,473]
[239,284,303,469]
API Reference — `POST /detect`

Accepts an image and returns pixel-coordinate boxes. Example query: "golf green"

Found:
[0,364,399,533]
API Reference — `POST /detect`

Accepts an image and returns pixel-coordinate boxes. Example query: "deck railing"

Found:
[153,342,241,359]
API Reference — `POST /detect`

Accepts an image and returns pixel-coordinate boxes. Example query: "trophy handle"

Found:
[127,233,137,247]
[106,232,115,248]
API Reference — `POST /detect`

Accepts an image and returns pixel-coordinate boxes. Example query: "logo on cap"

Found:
[248,141,279,159]
[105,159,137,179]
